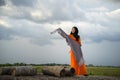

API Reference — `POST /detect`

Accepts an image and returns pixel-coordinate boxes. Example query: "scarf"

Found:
[51,28,84,66]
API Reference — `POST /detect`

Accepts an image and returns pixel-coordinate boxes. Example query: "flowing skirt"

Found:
[70,50,87,75]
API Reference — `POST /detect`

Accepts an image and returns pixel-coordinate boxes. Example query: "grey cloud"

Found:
[86,13,120,29]
[109,0,120,3]
[1,0,119,23]
[0,22,53,46]
[0,26,13,40]
[102,0,120,9]
[0,0,5,6]
[16,0,86,23]
[78,21,120,43]
[90,32,120,43]
[49,0,85,21]
[0,0,86,23]
[30,37,52,46]
[10,0,36,7]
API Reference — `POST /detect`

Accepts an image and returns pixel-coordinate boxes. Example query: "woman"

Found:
[69,26,88,76]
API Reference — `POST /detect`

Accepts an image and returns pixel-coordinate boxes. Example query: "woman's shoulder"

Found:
[68,34,71,36]
[68,34,76,40]
[68,34,73,38]
[69,34,81,44]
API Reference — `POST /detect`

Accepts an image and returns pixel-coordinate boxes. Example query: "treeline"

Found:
[0,63,69,67]
[0,63,119,68]
[87,64,120,68]
[0,63,27,67]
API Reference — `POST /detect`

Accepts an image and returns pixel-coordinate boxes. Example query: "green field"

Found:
[87,67,120,76]
[34,66,120,77]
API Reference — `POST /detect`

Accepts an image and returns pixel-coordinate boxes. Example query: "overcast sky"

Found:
[0,0,120,66]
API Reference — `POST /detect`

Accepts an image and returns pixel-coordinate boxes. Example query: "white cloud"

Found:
[30,10,52,21]
[108,9,120,19]
[87,6,109,12]
[86,8,120,28]
[0,19,10,28]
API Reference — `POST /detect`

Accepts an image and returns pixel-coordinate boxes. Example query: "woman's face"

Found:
[71,27,75,33]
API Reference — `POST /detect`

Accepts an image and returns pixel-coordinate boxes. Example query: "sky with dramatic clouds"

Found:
[0,0,120,66]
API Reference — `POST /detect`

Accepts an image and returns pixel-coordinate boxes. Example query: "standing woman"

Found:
[69,26,88,76]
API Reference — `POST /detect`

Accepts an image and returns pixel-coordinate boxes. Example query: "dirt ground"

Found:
[0,74,120,80]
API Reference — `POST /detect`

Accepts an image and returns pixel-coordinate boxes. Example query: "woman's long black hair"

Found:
[70,26,80,41]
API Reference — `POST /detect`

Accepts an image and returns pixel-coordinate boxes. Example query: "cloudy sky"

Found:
[0,0,120,66]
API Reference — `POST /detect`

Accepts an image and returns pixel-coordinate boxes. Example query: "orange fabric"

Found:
[69,34,87,75]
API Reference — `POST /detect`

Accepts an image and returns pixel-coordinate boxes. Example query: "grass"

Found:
[87,66,120,77]
[33,66,43,74]
[34,66,120,77]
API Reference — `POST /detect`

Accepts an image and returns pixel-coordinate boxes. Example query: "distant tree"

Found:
[88,64,94,67]
[14,62,27,66]
[14,63,19,66]
[19,62,26,66]
[5,63,12,66]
